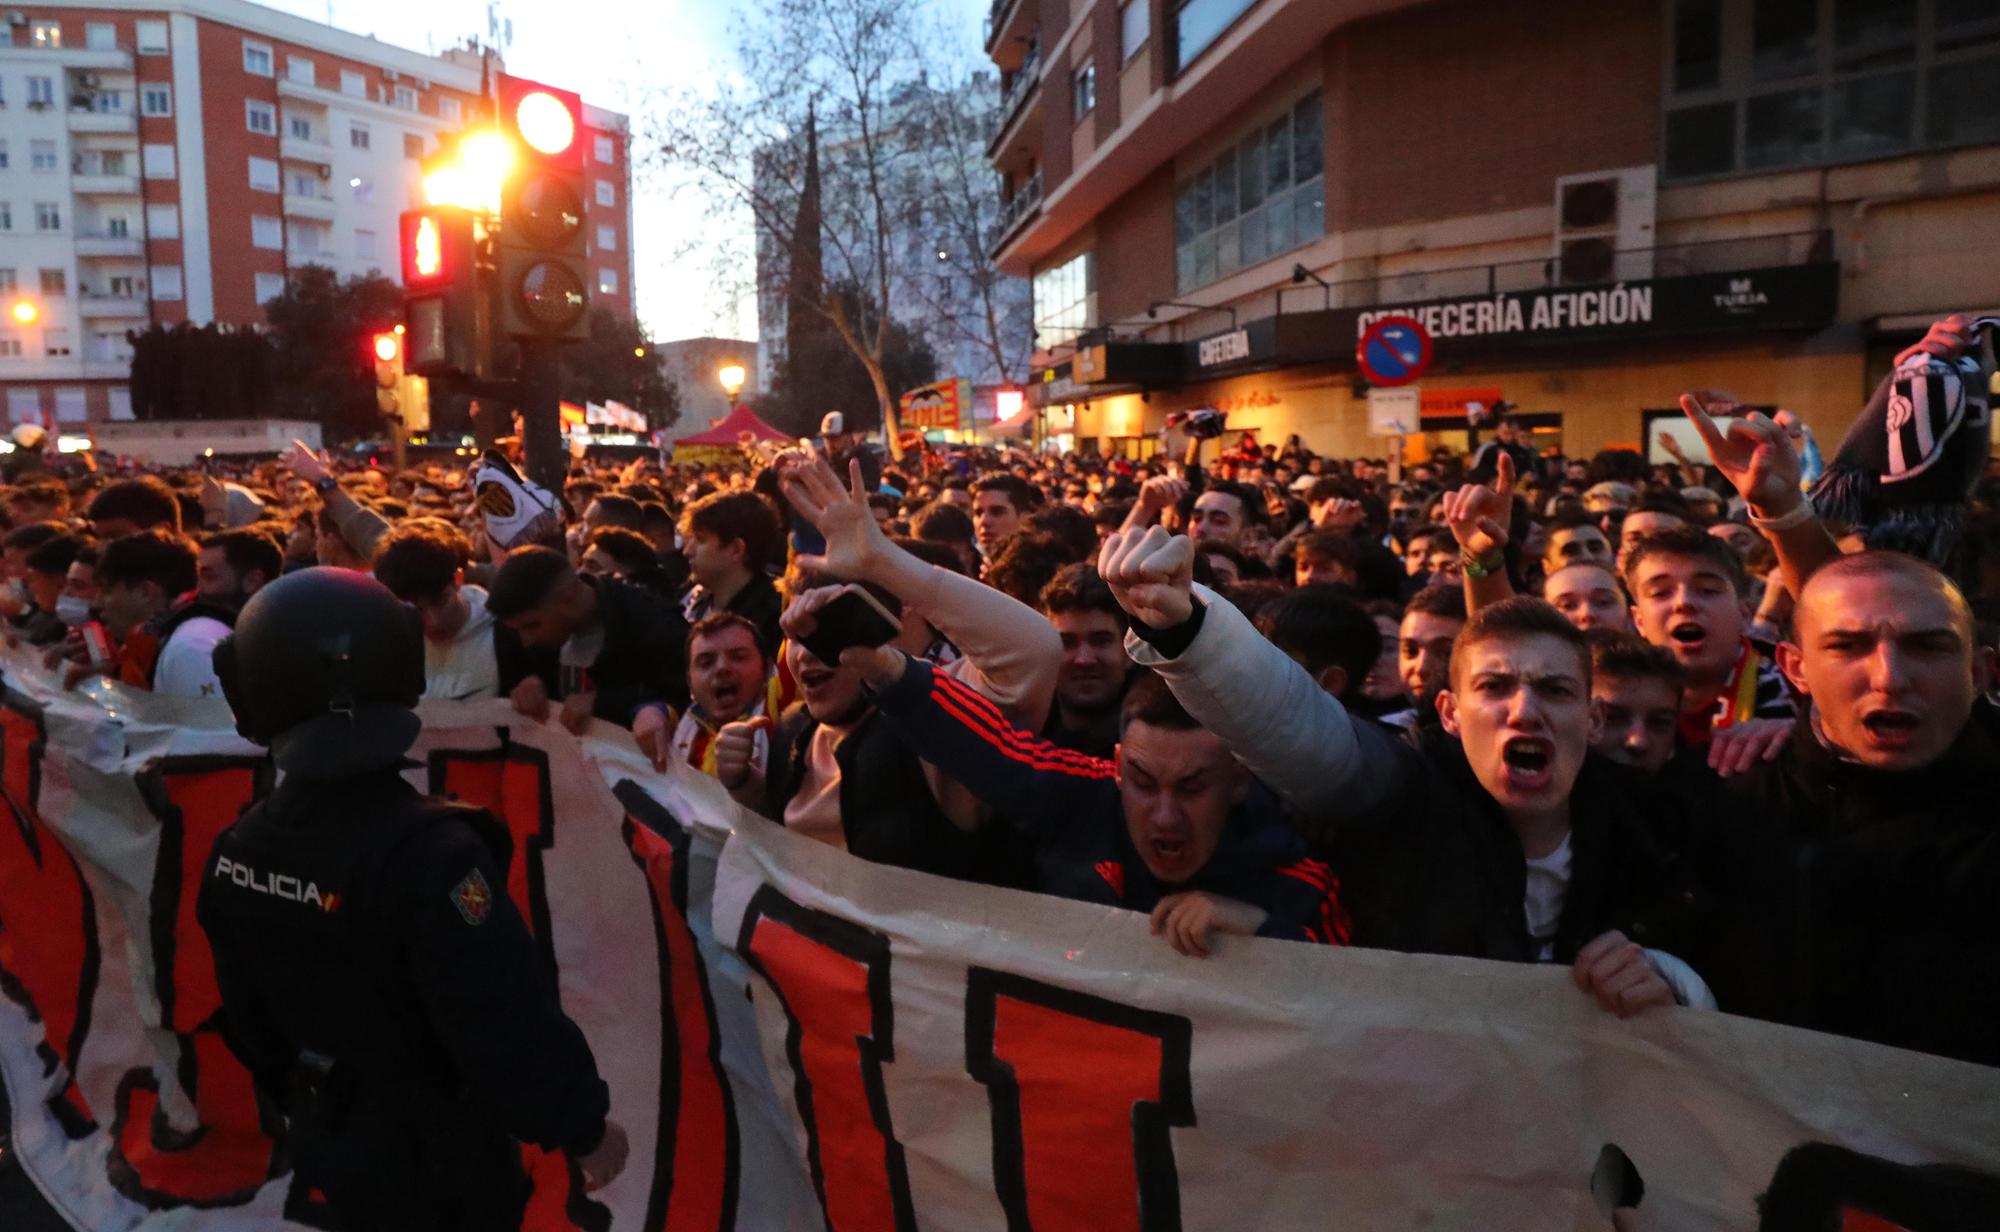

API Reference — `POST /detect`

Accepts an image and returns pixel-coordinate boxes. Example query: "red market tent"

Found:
[671,405,794,460]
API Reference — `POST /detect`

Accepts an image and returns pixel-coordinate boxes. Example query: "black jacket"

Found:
[196,768,609,1220]
[1302,727,1697,964]
[1677,704,2000,1067]
[760,699,1030,886]
[500,575,689,723]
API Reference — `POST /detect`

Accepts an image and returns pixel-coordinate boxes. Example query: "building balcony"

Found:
[67,108,136,135]
[82,359,130,379]
[986,52,1043,158]
[991,169,1044,256]
[280,133,333,164]
[74,233,144,258]
[37,48,134,71]
[283,191,337,221]
[71,173,141,195]
[79,295,147,319]
[984,0,1034,60]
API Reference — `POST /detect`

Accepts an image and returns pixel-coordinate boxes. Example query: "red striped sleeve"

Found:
[931,670,1108,775]
[929,683,1116,780]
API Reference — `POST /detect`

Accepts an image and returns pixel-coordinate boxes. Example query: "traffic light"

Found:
[372,330,403,415]
[399,204,488,377]
[495,74,588,342]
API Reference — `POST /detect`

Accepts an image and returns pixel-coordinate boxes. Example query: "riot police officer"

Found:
[197,568,627,1228]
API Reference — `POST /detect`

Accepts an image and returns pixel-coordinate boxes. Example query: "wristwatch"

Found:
[313,474,338,496]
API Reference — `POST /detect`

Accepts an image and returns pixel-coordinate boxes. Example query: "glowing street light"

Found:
[422,128,516,217]
[718,364,746,412]
[633,346,646,359]
[10,300,38,326]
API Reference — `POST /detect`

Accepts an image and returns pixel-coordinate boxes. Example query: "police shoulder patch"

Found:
[451,867,493,926]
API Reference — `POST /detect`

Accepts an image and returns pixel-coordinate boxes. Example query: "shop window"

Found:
[1031,250,1094,349]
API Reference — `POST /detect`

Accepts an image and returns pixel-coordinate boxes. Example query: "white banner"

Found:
[3,653,1999,1230]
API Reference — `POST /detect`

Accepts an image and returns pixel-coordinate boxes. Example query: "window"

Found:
[598,269,619,294]
[86,22,117,51]
[355,228,376,259]
[106,216,129,237]
[251,215,283,249]
[392,85,417,111]
[404,133,424,159]
[54,388,85,423]
[44,332,71,358]
[92,90,127,115]
[27,77,55,108]
[108,388,133,420]
[1032,251,1095,348]
[350,176,373,203]
[0,204,10,232]
[141,85,172,116]
[144,144,177,179]
[243,40,274,76]
[137,20,168,54]
[288,115,313,141]
[349,123,371,150]
[1173,91,1324,291]
[7,389,42,424]
[0,271,13,294]
[287,169,321,197]
[254,272,286,304]
[109,275,135,297]
[30,141,56,173]
[340,70,366,97]
[1665,0,1990,178]
[34,203,60,232]
[247,156,279,192]
[151,265,183,301]
[595,135,615,163]
[1121,0,1151,61]
[146,204,179,239]
[40,269,67,296]
[245,100,277,135]
[439,97,461,123]
[31,21,60,49]
[0,142,6,171]
[596,224,617,250]
[1171,0,1256,72]
[287,56,316,86]
[1072,62,1096,121]
[0,340,20,359]
[100,151,127,175]
[595,180,616,207]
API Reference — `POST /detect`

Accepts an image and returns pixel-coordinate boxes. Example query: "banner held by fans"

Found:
[900,378,970,432]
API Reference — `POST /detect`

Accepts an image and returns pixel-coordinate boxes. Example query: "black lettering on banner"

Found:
[614,779,741,1232]
[738,883,916,1232]
[965,968,1195,1232]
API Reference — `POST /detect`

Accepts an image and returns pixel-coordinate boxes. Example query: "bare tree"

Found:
[644,0,1027,457]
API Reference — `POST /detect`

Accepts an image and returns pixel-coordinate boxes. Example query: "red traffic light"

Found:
[401,210,450,286]
[372,333,400,363]
[498,74,583,171]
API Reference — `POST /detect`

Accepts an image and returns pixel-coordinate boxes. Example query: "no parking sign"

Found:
[1357,316,1433,387]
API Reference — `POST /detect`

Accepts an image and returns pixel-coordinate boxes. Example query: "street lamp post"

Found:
[718,364,746,415]
[10,300,39,326]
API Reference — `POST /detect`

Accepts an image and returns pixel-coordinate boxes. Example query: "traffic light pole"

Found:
[518,337,567,498]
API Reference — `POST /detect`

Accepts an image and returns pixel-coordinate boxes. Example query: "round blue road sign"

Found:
[1356,316,1433,388]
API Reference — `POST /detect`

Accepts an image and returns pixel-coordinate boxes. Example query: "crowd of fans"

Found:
[9,314,2000,1070]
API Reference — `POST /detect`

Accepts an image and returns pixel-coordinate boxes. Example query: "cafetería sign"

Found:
[1197,328,1252,368]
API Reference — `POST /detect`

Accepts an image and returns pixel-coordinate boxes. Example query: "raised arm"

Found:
[1097,527,1407,834]
[1678,395,1838,599]
[1441,450,1517,615]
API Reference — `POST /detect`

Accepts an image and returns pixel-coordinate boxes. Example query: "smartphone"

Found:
[80,620,114,668]
[798,585,902,667]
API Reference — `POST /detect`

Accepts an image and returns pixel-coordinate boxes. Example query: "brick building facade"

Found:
[989,0,2000,463]
[0,0,633,428]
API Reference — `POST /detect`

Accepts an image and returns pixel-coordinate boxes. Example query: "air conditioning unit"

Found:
[1552,167,1656,286]
[382,69,400,82]
[77,73,100,88]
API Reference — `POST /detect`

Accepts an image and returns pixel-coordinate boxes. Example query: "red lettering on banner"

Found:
[431,746,557,955]
[0,700,98,1136]
[114,757,277,1207]
[739,885,915,1232]
[429,744,604,1232]
[966,969,1195,1232]
[616,781,739,1232]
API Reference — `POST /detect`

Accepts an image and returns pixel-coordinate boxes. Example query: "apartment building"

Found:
[0,0,634,428]
[988,0,2000,462]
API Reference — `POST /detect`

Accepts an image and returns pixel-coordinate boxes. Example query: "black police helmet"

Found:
[213,567,426,778]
